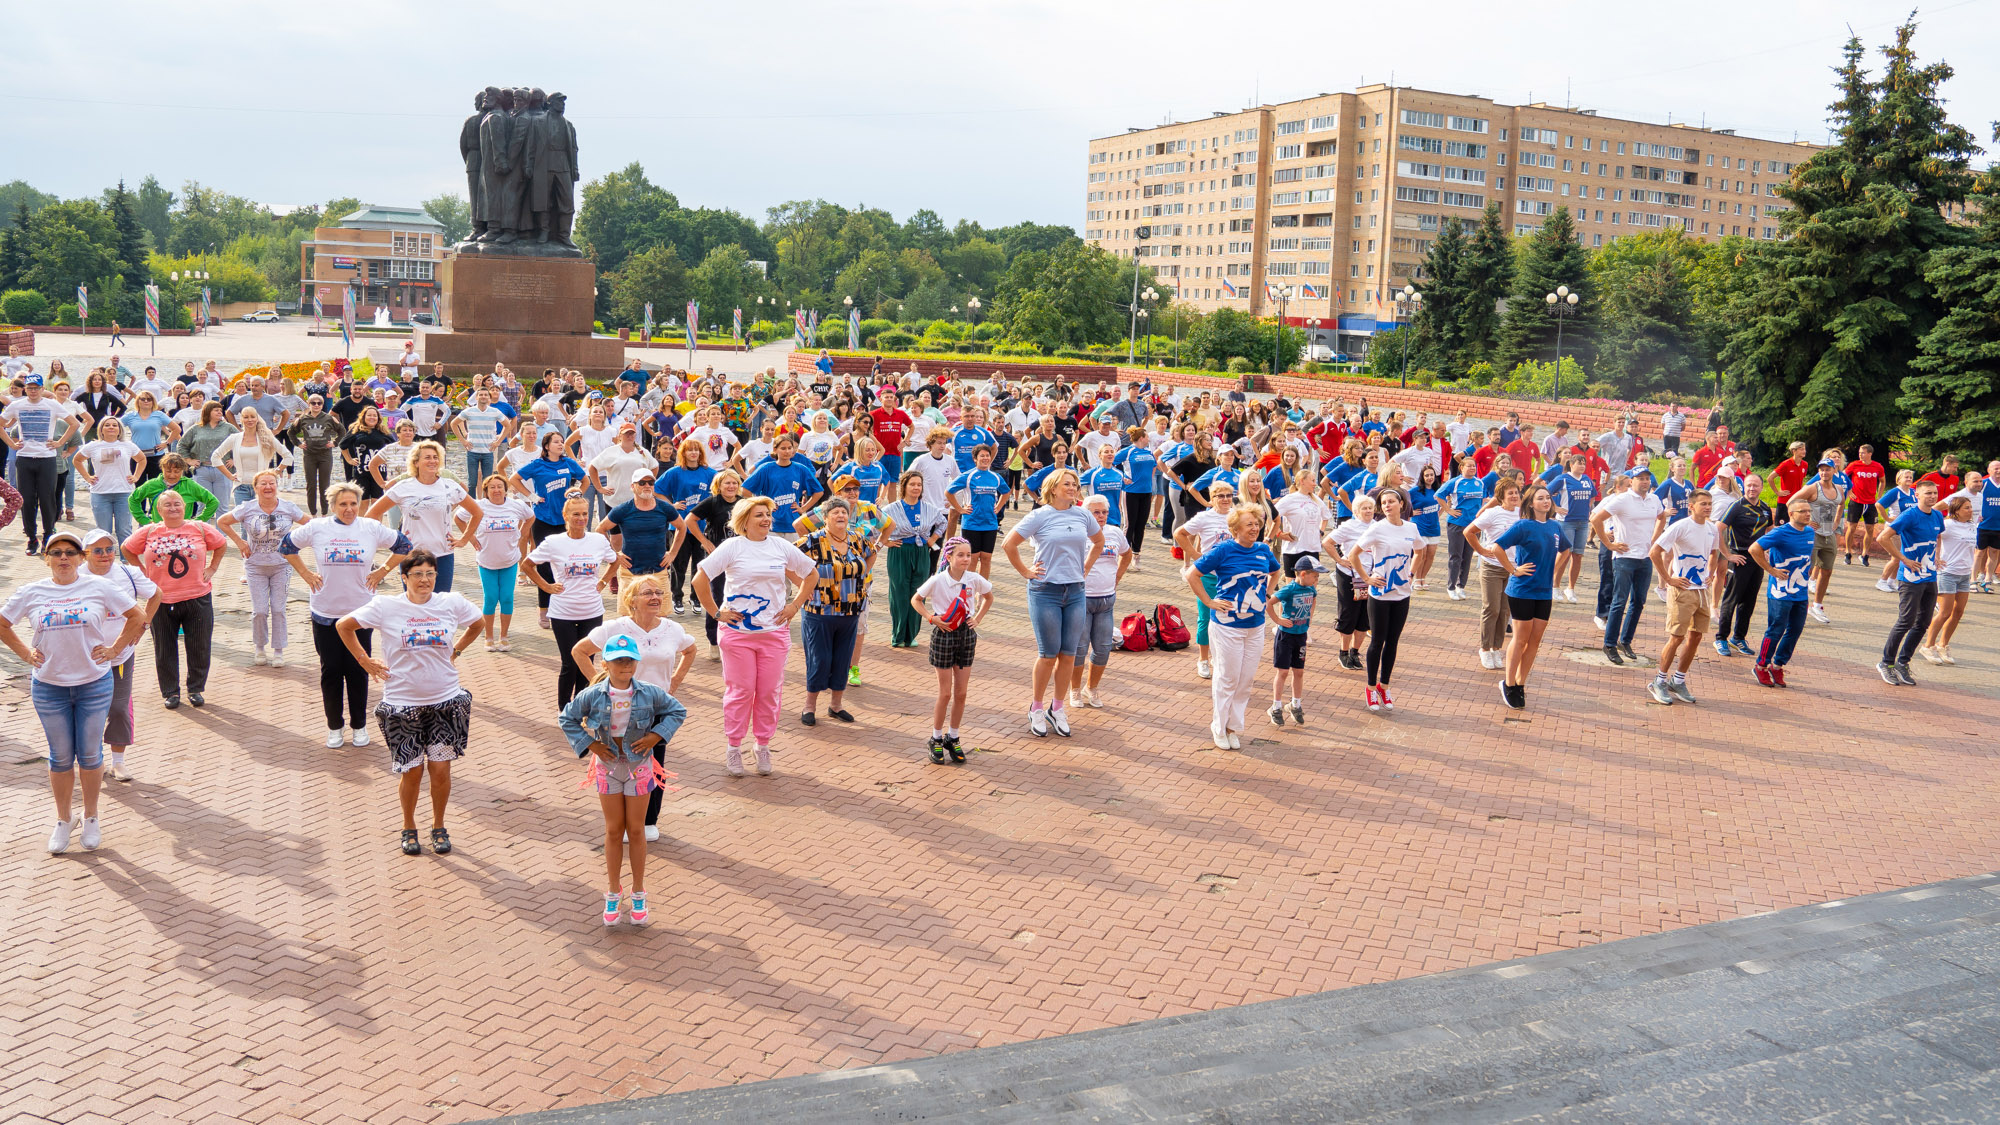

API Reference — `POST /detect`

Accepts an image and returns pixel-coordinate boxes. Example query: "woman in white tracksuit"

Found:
[1185,504,1282,750]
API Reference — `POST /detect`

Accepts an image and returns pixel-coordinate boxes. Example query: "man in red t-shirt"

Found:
[1842,443,1887,563]
[870,395,913,467]
[1306,414,1348,462]
[1771,441,1812,507]
[1471,427,1503,477]
[1919,454,1962,498]
[1502,422,1540,476]
[1690,431,1735,487]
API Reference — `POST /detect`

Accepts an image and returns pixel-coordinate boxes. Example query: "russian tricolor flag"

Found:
[1301,283,1323,299]
[1220,278,1240,297]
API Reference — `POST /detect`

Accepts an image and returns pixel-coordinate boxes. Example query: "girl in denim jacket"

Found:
[557,634,687,926]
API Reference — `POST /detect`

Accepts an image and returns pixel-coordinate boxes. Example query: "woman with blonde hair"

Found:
[176,399,238,503]
[694,495,817,776]
[212,406,294,505]
[1001,466,1106,737]
[368,439,482,592]
[657,437,716,613]
[1187,502,1282,749]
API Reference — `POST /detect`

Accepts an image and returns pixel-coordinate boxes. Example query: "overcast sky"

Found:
[8,0,1996,230]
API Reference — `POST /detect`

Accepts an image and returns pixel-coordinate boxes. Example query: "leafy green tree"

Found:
[1590,229,1705,398]
[834,248,903,308]
[686,243,761,323]
[995,241,1130,350]
[1686,235,1761,374]
[22,201,118,298]
[899,209,949,258]
[765,199,845,297]
[0,202,30,292]
[1456,202,1514,365]
[1187,307,1302,372]
[135,176,175,249]
[1410,216,1467,370]
[0,181,56,225]
[1722,23,1977,457]
[608,245,687,329]
[105,180,147,281]
[940,237,1005,294]
[1495,206,1592,370]
[577,163,682,275]
[1903,171,2000,465]
[422,193,471,244]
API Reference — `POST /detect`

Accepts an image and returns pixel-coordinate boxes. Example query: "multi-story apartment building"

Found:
[1084,85,1819,356]
[298,204,448,326]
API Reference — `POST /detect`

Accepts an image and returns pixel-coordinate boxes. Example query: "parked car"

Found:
[411,312,435,326]
[241,309,281,323]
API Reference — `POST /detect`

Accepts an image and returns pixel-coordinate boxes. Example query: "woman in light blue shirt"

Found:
[1001,467,1105,740]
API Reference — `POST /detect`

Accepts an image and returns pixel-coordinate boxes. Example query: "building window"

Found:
[1450,115,1489,133]
[1309,114,1339,131]
[1401,109,1447,128]
[1276,119,1305,135]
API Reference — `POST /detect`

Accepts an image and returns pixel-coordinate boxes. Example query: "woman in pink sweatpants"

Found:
[694,496,816,778]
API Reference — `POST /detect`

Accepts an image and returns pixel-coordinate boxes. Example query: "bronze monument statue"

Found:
[457,85,580,257]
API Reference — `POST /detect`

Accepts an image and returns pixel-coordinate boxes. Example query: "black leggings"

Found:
[16,455,59,546]
[530,518,563,609]
[1123,491,1151,554]
[668,536,707,605]
[151,594,215,698]
[552,615,602,709]
[1365,597,1410,686]
[312,617,371,730]
[704,573,725,646]
[1716,561,1762,643]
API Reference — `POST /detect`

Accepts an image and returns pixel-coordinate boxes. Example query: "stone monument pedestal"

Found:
[419,253,625,380]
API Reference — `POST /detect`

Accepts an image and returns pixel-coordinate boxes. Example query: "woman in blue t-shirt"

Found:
[1189,504,1282,750]
[1489,483,1571,711]
[508,430,587,626]
[657,439,717,612]
[830,437,892,506]
[1112,426,1156,559]
[1407,464,1442,591]
[1001,467,1105,739]
[741,435,824,540]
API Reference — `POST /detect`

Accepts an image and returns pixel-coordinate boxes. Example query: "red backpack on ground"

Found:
[1119,612,1154,652]
[1152,603,1190,651]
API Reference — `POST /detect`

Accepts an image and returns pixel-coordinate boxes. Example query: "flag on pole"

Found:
[793,309,806,347]
[643,302,654,344]
[807,309,820,346]
[200,287,211,329]
[313,291,323,329]
[76,285,88,323]
[1219,278,1240,298]
[847,307,860,350]
[733,307,742,344]
[341,288,355,352]
[685,301,698,354]
[143,285,159,336]
[1300,283,1322,300]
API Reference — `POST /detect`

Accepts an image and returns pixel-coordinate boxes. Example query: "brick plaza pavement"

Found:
[2,512,1997,1124]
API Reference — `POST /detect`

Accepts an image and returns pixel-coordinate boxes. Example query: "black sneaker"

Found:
[827,708,855,723]
[1498,679,1514,708]
[946,736,966,764]
[1877,661,1900,685]
[188,692,204,707]
[928,736,946,763]
[430,827,452,855]
[1618,643,1638,663]
[163,695,181,710]
[1895,663,1917,687]
[1511,683,1527,710]
[1844,553,1852,565]
[1603,645,1624,665]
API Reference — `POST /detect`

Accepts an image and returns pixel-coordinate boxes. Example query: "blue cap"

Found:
[1625,466,1652,478]
[22,373,42,386]
[1818,458,1837,468]
[602,635,641,662]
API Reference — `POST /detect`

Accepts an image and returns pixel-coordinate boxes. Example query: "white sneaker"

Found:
[1656,586,1668,603]
[1083,689,1103,709]
[1227,731,1241,750]
[1875,578,1899,593]
[1446,587,1462,600]
[1212,727,1231,750]
[1029,707,1050,737]
[707,646,721,662]
[643,825,660,843]
[1066,690,1081,710]
[1808,604,1830,625]
[1593,615,1608,632]
[1563,587,1578,604]
[1196,658,1212,679]
[269,651,286,668]
[253,647,269,666]
[755,744,773,776]
[1940,646,1956,665]
[80,817,101,850]
[325,727,346,748]
[1920,646,1943,665]
[351,726,371,747]
[1049,704,1072,737]
[725,744,746,776]
[47,819,72,853]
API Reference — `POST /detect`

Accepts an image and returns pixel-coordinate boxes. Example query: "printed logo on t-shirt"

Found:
[1213,571,1269,624]
[36,600,92,630]
[402,619,451,649]
[324,541,371,565]
[1768,550,1811,599]
[725,591,774,631]
[1674,551,1711,589]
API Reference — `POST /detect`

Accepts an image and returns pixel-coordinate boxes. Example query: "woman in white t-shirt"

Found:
[1463,478,1524,669]
[568,573,696,843]
[338,549,484,857]
[500,423,540,479]
[367,440,482,593]
[1070,495,1131,710]
[1174,476,1239,681]
[527,494,618,709]
[1273,471,1331,578]
[1321,494,1376,671]
[1346,486,1425,713]
[74,415,144,543]
[0,529,147,853]
[694,495,817,778]
[280,481,412,748]
[566,407,618,518]
[470,474,534,651]
[216,469,307,666]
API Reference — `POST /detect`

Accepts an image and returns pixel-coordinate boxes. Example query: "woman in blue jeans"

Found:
[1001,468,1105,738]
[0,529,148,853]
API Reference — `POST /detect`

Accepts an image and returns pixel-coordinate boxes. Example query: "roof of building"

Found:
[336,205,444,231]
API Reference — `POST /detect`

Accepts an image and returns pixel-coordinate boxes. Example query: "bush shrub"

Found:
[973,322,1001,341]
[1299,360,1322,374]
[1,289,52,326]
[1201,358,1221,371]
[53,302,80,326]
[955,341,990,354]
[858,317,895,341]
[1413,367,1438,387]
[993,341,1043,357]
[922,319,964,342]
[1226,356,1254,373]
[877,331,918,350]
[1464,361,1496,386]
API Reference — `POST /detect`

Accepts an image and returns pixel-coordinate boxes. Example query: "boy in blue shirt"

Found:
[951,408,997,473]
[1439,454,1487,598]
[1267,556,1325,727]
[945,443,1011,577]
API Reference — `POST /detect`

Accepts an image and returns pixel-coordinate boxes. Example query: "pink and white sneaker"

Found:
[628,892,649,926]
[602,892,622,926]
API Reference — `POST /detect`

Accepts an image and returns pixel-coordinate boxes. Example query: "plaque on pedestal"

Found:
[419,252,624,379]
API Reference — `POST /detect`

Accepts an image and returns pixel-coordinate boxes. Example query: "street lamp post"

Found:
[1137,308,1151,366]
[1393,284,1423,388]
[1270,284,1294,377]
[1306,317,1321,365]
[1544,285,1580,401]
[966,295,981,339]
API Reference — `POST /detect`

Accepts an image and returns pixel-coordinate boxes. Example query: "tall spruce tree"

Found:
[1722,22,1977,457]
[1494,206,1592,370]
[105,180,146,281]
[1902,162,2000,464]
[1411,215,1468,370]
[1456,202,1515,365]
[0,201,29,292]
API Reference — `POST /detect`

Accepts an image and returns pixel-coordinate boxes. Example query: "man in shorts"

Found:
[1791,457,1846,624]
[1842,443,1887,565]
[1648,489,1722,704]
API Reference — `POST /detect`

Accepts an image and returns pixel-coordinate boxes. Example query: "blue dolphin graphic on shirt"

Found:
[1376,555,1411,593]
[1675,552,1709,588]
[726,592,774,630]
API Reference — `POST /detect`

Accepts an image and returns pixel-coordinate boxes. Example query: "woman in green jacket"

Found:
[128,454,220,525]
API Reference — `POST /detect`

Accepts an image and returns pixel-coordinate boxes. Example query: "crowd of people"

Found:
[2,345,1990,924]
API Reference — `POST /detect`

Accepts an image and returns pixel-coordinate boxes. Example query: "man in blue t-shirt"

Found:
[1750,497,1816,685]
[951,409,997,473]
[1875,479,1944,684]
[1439,459,1486,598]
[946,444,1011,575]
